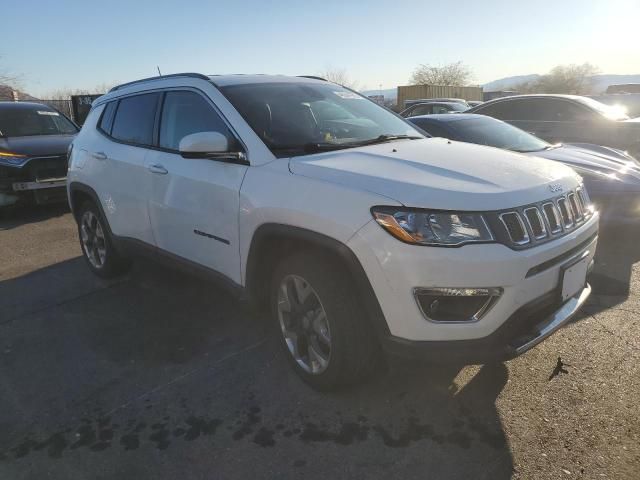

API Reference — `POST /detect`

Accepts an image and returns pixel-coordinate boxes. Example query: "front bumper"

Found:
[382,282,591,363]
[0,157,68,206]
[347,212,599,344]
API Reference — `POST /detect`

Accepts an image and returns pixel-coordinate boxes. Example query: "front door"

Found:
[145,90,248,284]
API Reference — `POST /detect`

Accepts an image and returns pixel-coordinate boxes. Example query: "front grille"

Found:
[542,202,562,234]
[487,186,594,250]
[524,207,547,239]
[499,212,529,244]
[557,197,573,228]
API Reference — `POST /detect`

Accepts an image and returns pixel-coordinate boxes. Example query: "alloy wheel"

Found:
[277,274,332,374]
[80,210,107,269]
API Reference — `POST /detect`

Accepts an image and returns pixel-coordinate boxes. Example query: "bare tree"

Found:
[515,63,600,95]
[410,61,473,86]
[318,67,360,90]
[42,82,115,100]
[0,56,20,87]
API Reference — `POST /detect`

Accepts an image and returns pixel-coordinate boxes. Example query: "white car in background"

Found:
[67,73,598,390]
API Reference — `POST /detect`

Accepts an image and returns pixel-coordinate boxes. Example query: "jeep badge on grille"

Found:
[548,183,563,193]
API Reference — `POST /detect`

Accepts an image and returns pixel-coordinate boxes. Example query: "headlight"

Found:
[0,151,29,167]
[372,206,494,246]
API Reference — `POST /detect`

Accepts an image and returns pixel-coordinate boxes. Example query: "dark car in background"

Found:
[409,113,640,224]
[400,101,468,117]
[468,94,640,157]
[0,102,78,209]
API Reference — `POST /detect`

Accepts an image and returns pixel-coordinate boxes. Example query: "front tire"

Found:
[271,251,378,390]
[77,201,130,278]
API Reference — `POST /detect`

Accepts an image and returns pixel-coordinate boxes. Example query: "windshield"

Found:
[220,82,423,156]
[445,116,552,152]
[0,107,78,137]
[577,97,629,121]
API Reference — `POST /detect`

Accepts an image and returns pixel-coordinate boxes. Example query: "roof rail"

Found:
[297,75,327,82]
[109,73,210,92]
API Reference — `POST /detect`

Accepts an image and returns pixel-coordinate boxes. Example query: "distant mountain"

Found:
[483,74,640,93]
[482,74,540,92]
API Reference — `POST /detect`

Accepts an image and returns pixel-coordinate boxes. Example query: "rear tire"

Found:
[77,201,131,278]
[271,251,379,390]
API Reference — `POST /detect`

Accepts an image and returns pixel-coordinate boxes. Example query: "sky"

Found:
[2,0,639,96]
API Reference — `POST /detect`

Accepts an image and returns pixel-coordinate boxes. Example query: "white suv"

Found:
[67,73,599,390]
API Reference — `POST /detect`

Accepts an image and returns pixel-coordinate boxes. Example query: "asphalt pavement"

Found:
[0,206,638,479]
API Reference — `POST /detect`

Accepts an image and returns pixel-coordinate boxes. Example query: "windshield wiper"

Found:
[356,134,423,146]
[271,135,423,156]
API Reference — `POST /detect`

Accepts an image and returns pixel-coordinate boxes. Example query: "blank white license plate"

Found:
[561,257,589,301]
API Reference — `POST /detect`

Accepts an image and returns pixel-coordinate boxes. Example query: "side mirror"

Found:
[179,132,247,164]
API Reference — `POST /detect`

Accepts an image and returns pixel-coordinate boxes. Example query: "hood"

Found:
[289,138,581,211]
[0,134,75,157]
[530,143,640,193]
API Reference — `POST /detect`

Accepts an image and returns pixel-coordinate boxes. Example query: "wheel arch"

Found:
[68,182,114,235]
[245,223,390,338]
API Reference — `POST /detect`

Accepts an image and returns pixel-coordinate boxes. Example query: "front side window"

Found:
[159,91,234,151]
[0,106,78,137]
[221,82,423,156]
[111,93,159,146]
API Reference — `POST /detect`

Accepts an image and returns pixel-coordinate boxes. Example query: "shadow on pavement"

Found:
[583,227,640,315]
[0,255,513,479]
[0,203,70,231]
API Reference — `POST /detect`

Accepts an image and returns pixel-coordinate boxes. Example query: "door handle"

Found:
[91,151,107,160]
[147,163,168,175]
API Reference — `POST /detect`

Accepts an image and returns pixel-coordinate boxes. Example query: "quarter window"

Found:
[111,93,159,146]
[159,91,234,151]
[98,101,117,134]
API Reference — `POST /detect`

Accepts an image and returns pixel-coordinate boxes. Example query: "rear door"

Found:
[92,93,159,244]
[145,90,248,282]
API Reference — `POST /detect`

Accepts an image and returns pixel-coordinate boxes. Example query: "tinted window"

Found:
[159,91,234,151]
[410,105,432,116]
[474,100,526,120]
[410,120,449,138]
[111,93,159,145]
[98,102,117,134]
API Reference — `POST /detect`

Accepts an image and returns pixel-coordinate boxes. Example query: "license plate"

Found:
[12,180,66,191]
[561,256,589,302]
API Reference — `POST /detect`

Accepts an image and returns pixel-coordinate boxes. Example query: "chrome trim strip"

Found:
[542,202,562,234]
[557,197,574,228]
[512,284,591,355]
[413,287,503,324]
[524,207,548,239]
[499,212,530,245]
[568,192,583,222]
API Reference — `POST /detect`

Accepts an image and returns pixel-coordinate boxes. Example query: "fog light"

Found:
[414,287,502,323]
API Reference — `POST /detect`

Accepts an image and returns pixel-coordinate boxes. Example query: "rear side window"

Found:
[476,100,528,121]
[159,91,234,151]
[111,93,159,146]
[98,102,117,134]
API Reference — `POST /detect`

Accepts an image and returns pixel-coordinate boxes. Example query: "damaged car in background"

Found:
[0,101,78,209]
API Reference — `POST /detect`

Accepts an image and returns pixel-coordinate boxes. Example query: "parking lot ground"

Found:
[0,206,638,479]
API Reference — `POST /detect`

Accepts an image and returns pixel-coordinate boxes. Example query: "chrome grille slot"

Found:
[557,197,574,228]
[577,188,591,217]
[499,212,530,245]
[542,202,562,234]
[524,207,547,239]
[568,193,583,222]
